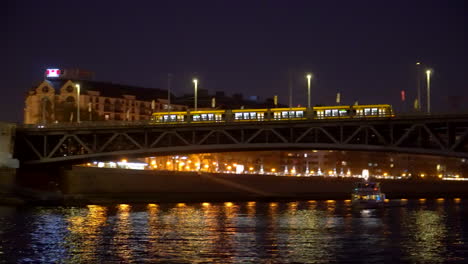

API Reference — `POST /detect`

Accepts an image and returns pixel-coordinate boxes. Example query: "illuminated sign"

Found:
[46,69,61,78]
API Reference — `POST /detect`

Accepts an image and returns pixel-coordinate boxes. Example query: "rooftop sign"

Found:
[45,69,61,78]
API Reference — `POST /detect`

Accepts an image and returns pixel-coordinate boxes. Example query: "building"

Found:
[24,69,187,124]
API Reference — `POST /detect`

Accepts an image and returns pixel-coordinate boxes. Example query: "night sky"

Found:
[3,0,467,122]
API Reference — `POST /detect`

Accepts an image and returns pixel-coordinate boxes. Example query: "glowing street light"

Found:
[193,78,198,111]
[75,83,81,123]
[306,74,312,109]
[426,69,432,114]
[416,62,422,111]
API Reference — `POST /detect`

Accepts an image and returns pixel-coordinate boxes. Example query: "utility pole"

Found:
[416,62,422,111]
[167,73,172,113]
[288,69,293,108]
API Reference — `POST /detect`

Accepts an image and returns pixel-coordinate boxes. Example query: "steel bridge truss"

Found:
[15,116,468,165]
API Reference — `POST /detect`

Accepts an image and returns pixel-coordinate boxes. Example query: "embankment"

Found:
[59,166,468,204]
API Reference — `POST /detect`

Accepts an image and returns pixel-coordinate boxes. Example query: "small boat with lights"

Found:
[351,181,386,208]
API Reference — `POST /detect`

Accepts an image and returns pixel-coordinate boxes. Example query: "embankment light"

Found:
[121,159,127,163]
[204,164,209,169]
[148,203,157,207]
[225,202,233,207]
[271,168,276,172]
[202,202,210,207]
[177,203,186,207]
[227,165,232,170]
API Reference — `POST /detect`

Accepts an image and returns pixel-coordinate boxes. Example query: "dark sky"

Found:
[3,0,467,122]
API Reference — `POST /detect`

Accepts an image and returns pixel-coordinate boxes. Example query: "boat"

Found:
[351,181,386,208]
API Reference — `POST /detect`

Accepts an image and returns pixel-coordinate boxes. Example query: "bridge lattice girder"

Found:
[14,115,468,165]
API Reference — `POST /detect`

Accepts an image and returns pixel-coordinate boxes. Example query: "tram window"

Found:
[317,110,324,118]
[332,109,339,116]
[274,112,281,119]
[339,109,348,116]
[193,115,201,121]
[235,113,242,120]
[251,112,257,119]
[325,110,332,117]
[258,113,264,120]
[364,108,371,116]
[371,108,378,115]
[215,114,222,121]
[177,115,184,122]
[282,111,289,118]
[243,113,249,119]
[379,108,387,116]
[163,115,169,122]
[356,109,363,116]
[296,111,304,118]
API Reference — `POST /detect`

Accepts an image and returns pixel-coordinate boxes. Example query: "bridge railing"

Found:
[17,112,468,129]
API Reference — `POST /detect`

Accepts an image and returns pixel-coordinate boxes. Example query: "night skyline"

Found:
[3,0,467,122]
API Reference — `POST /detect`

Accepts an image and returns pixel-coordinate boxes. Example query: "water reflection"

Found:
[0,199,465,263]
[401,209,447,263]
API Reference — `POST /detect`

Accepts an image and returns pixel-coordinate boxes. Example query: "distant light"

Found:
[193,78,198,85]
[306,73,312,79]
[46,69,61,78]
[202,202,210,207]
[225,202,233,207]
[416,62,421,65]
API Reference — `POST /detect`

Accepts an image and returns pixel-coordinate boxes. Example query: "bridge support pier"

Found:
[0,122,19,169]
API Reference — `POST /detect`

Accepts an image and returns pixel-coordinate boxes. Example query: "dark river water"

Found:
[0,199,467,263]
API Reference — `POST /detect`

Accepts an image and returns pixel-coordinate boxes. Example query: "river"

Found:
[0,199,466,263]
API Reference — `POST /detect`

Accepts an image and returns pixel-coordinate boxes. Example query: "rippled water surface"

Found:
[0,199,467,263]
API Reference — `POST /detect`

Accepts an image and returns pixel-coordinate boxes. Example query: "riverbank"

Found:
[59,166,468,205]
[5,166,468,205]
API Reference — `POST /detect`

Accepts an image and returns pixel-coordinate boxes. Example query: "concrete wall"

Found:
[62,167,468,202]
[0,122,19,168]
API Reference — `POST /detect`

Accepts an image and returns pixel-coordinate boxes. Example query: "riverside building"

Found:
[24,68,187,124]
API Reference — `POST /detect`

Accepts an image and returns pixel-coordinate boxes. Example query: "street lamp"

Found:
[75,83,80,123]
[306,74,312,109]
[416,62,421,111]
[193,78,198,111]
[426,69,431,114]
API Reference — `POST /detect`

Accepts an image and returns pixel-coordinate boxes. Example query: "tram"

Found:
[150,104,393,124]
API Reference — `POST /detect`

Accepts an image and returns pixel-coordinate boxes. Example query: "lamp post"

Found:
[193,78,198,111]
[75,84,80,123]
[426,69,432,114]
[306,74,312,109]
[416,62,421,111]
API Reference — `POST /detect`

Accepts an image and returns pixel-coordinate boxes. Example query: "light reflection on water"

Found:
[0,199,466,263]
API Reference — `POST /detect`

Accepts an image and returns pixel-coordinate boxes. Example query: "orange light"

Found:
[225,202,233,207]
[202,202,210,207]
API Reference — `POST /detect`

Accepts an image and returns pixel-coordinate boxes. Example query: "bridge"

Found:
[14,114,468,165]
